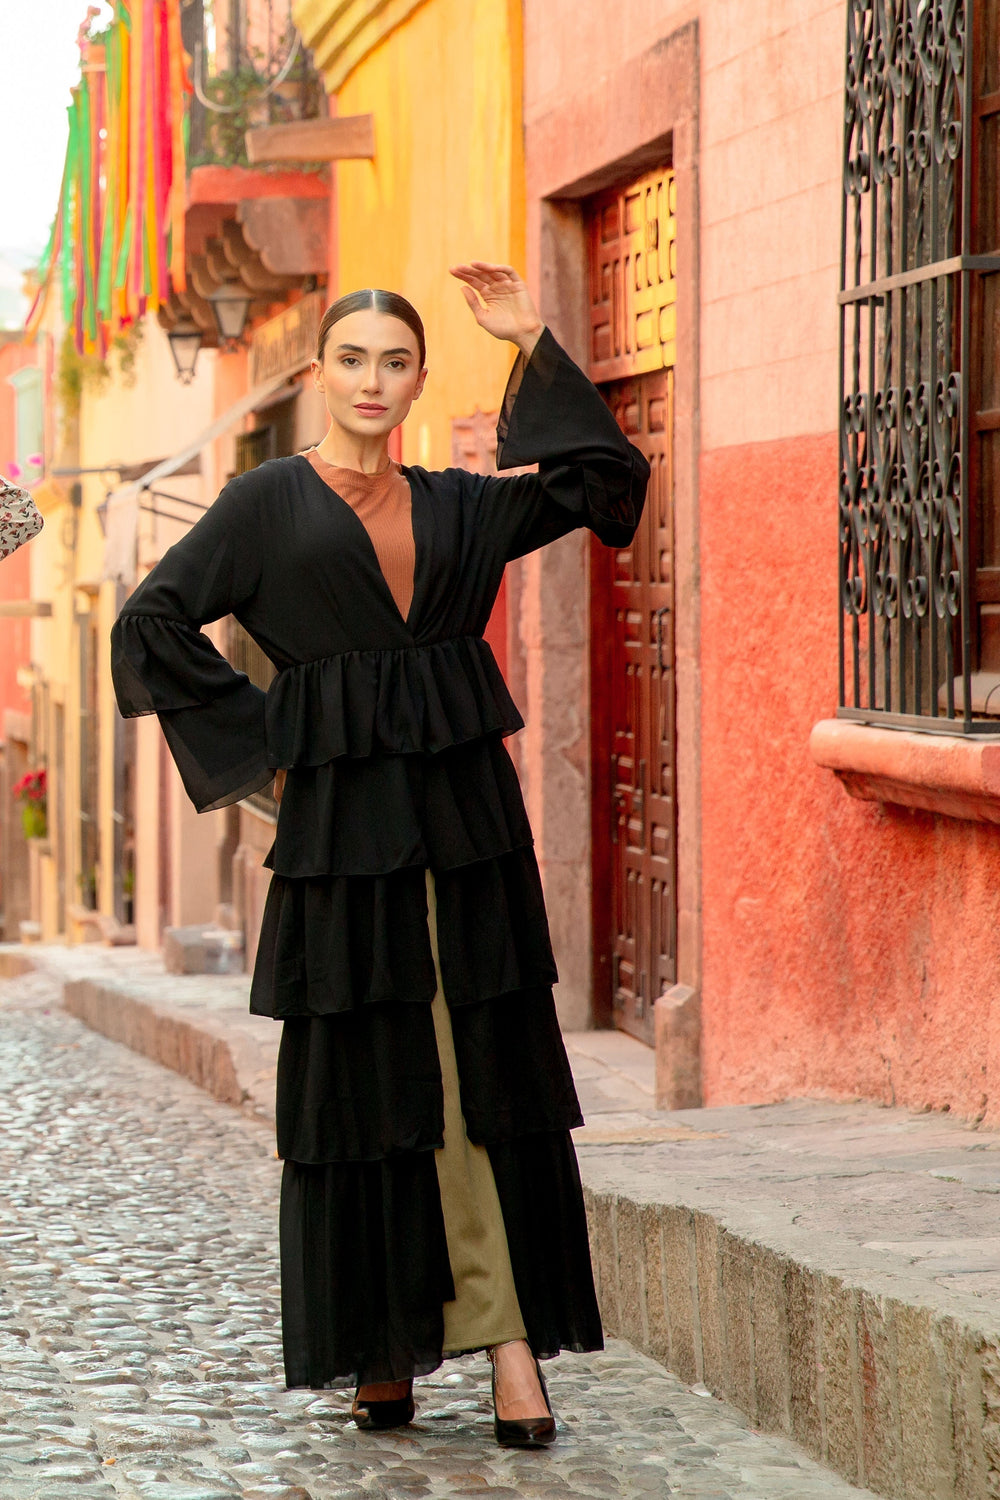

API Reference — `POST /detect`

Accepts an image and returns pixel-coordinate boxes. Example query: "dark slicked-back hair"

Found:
[316,289,426,367]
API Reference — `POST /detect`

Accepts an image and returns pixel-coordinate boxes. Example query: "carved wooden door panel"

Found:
[587,170,677,1046]
[588,169,677,382]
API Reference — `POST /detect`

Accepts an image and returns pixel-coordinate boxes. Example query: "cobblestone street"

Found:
[0,969,878,1500]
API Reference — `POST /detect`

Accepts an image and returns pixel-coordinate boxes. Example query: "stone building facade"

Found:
[519,0,1000,1119]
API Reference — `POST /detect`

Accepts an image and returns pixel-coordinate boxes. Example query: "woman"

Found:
[111,264,649,1447]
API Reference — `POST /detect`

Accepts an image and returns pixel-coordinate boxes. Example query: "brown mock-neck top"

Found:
[305,448,415,621]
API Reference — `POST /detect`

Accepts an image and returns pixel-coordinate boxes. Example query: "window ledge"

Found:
[809,718,1000,825]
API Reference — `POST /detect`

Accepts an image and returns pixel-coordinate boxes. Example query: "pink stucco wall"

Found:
[700,435,1000,1121]
[524,0,844,449]
[523,0,1000,1117]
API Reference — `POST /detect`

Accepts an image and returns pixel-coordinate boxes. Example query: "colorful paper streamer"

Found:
[26,0,190,354]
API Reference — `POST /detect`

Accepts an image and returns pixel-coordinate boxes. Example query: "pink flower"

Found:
[12,768,46,804]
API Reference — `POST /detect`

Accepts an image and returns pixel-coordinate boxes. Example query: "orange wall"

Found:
[701,429,1000,1122]
[680,0,1000,1118]
[700,436,1000,1122]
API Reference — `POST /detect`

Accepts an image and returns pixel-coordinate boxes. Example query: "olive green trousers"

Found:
[425,871,527,1354]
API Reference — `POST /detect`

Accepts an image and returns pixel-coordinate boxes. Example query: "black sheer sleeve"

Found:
[480,327,650,561]
[110,475,273,814]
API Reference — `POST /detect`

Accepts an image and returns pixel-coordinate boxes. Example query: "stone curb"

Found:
[584,1187,1000,1500]
[0,950,36,979]
[57,973,280,1122]
[63,978,249,1109]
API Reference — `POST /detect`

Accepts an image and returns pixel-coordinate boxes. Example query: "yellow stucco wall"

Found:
[331,0,525,468]
[293,0,431,91]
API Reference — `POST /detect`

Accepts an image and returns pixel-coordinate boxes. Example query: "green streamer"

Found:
[60,105,80,328]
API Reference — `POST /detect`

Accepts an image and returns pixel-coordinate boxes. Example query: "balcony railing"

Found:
[181,0,325,169]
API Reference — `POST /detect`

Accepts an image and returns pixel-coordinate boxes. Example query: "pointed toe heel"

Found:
[352,1380,415,1430]
[490,1351,557,1449]
[494,1411,557,1449]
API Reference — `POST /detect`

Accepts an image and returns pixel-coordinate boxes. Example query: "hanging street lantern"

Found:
[166,319,203,384]
[207,281,253,348]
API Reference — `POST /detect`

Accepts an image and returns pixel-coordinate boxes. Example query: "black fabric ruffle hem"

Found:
[264,635,523,766]
[251,847,557,1019]
[486,1131,603,1361]
[112,612,260,716]
[113,620,523,768]
[274,984,580,1163]
[279,1129,602,1390]
[279,1150,453,1389]
[264,734,533,880]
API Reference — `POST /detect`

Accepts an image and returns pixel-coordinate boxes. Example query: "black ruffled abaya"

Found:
[110,328,650,1387]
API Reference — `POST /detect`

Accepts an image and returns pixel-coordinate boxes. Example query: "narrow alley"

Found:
[0,967,878,1500]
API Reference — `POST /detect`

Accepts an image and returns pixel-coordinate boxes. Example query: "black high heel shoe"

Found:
[488,1346,556,1449]
[351,1379,415,1430]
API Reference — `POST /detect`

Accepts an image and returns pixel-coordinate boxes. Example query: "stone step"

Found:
[577,1106,1000,1500]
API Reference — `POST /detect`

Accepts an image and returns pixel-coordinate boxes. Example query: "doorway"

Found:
[588,169,678,1046]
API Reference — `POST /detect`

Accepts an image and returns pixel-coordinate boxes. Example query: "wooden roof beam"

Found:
[218,222,299,294]
[237,199,329,277]
[245,114,375,166]
[173,288,218,340]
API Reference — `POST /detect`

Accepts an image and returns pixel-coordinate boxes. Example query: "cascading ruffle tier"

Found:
[279,1129,599,1389]
[252,845,557,1019]
[263,634,524,766]
[262,726,534,878]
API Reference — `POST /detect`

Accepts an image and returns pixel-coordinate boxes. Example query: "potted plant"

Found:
[13,768,47,840]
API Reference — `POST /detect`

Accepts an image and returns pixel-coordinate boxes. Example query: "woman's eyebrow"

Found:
[334,343,414,357]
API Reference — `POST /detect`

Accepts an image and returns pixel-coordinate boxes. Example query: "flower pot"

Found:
[21,804,47,840]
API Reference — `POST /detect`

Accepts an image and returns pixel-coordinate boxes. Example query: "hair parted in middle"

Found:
[316,289,426,367]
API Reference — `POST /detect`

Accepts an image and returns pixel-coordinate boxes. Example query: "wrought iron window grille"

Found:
[838,0,1000,733]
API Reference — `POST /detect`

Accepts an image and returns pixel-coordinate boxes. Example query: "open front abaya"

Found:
[110,328,650,1388]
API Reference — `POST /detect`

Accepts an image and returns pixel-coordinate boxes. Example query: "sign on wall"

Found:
[250,291,325,388]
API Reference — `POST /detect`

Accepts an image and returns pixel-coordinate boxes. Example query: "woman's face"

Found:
[311,308,426,440]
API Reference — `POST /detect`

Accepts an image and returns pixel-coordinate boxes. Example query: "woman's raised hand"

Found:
[450,263,543,357]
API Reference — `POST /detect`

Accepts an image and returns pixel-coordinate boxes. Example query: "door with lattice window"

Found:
[588,169,677,1045]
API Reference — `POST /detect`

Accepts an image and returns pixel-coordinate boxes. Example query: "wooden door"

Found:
[588,170,677,1045]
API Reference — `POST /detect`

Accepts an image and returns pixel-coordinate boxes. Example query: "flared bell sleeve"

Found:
[110,475,274,813]
[484,326,651,560]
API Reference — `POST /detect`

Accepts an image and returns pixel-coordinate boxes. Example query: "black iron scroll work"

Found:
[838,0,999,731]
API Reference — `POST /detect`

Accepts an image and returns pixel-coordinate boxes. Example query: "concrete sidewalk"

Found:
[3,940,1000,1500]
